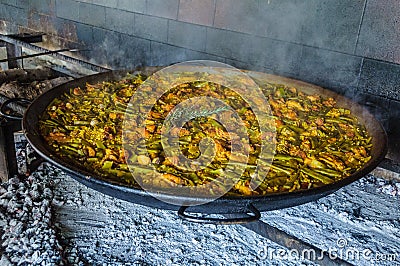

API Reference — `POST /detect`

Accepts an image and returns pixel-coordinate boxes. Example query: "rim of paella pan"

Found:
[21,68,388,205]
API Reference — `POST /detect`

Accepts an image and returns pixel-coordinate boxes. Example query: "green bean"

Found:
[339,116,357,123]
[300,168,333,184]
[259,160,295,175]
[95,140,106,149]
[102,161,113,170]
[313,168,342,177]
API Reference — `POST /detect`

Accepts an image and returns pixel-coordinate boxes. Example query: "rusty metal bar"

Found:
[0,48,85,63]
[7,32,44,43]
[1,33,44,69]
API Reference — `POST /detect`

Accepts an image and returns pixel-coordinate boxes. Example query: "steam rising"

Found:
[86,1,380,108]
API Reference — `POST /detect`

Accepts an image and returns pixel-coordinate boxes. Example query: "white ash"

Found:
[54,169,399,265]
[52,165,315,266]
[1,161,399,266]
[363,175,400,196]
[0,164,83,265]
[262,174,400,266]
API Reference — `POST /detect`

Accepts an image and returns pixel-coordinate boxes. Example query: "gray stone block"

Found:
[224,58,269,73]
[19,6,28,26]
[168,45,224,64]
[297,46,363,94]
[16,0,28,8]
[298,0,365,54]
[118,34,151,68]
[105,7,134,35]
[0,21,18,34]
[0,3,10,21]
[26,11,40,28]
[206,28,252,61]
[214,0,261,35]
[79,2,106,27]
[52,17,76,39]
[300,0,365,54]
[178,0,215,26]
[76,22,93,46]
[206,28,302,75]
[1,0,17,7]
[214,0,307,44]
[91,0,117,8]
[52,17,72,38]
[30,13,57,34]
[261,39,303,77]
[356,0,400,64]
[149,41,169,66]
[28,0,55,14]
[3,4,26,26]
[91,27,121,66]
[0,4,6,19]
[117,0,146,14]
[359,59,400,101]
[214,0,364,54]
[146,0,178,20]
[168,20,207,51]
[134,13,168,42]
[150,41,224,66]
[225,55,298,78]
[55,0,80,21]
[92,26,119,46]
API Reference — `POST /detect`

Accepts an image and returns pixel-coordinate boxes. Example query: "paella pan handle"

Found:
[178,203,261,224]
[0,98,31,120]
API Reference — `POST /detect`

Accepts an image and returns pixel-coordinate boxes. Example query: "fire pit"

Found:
[0,57,397,263]
[0,0,399,262]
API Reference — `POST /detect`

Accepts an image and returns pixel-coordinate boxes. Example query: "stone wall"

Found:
[1,0,399,159]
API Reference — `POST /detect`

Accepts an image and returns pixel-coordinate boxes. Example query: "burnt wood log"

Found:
[0,68,63,85]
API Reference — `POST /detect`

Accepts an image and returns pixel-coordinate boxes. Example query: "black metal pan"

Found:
[5,67,387,224]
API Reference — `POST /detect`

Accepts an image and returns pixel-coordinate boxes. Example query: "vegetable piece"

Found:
[300,168,333,184]
[40,74,372,196]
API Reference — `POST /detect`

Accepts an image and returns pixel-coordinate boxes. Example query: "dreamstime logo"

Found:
[122,60,276,206]
[256,238,399,263]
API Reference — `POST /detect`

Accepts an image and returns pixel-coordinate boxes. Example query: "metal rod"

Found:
[0,34,111,73]
[0,48,84,63]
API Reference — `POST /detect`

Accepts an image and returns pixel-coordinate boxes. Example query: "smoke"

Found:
[0,0,378,104]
